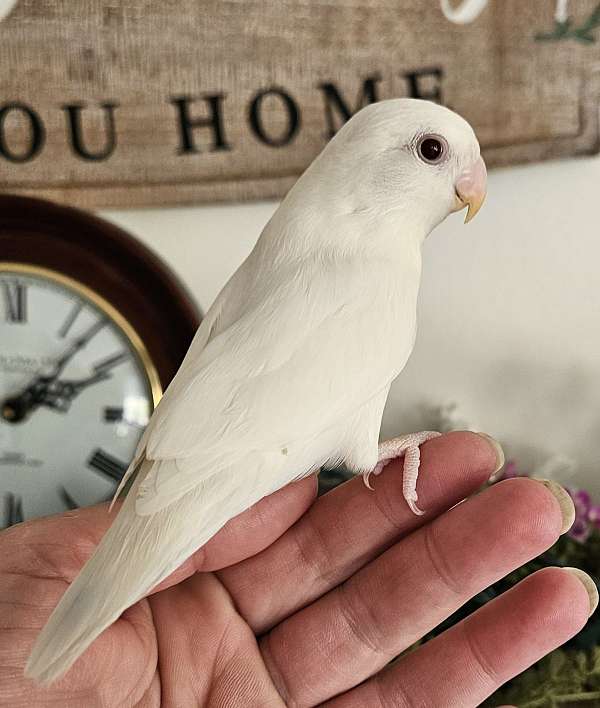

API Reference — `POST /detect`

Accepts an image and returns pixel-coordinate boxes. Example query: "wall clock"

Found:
[0,195,199,528]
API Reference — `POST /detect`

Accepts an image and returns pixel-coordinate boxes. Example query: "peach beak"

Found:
[453,155,487,223]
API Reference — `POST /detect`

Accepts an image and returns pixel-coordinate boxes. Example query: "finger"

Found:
[0,476,317,595]
[259,477,569,706]
[220,431,500,632]
[324,567,593,707]
[154,476,317,593]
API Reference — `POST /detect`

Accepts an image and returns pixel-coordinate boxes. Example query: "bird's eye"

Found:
[417,135,447,164]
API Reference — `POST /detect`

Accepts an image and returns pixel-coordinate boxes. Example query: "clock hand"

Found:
[40,372,112,413]
[2,381,49,423]
[1,318,106,423]
[38,349,127,413]
[46,318,107,379]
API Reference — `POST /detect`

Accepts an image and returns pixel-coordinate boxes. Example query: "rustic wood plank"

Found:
[0,0,599,209]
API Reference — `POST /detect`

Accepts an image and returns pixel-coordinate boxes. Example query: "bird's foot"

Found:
[362,431,442,516]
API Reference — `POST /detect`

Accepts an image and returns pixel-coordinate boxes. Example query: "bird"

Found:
[25,98,487,684]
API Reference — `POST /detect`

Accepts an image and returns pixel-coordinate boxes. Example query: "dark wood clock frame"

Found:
[0,194,200,389]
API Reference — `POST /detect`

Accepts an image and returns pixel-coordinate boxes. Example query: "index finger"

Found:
[218,431,500,632]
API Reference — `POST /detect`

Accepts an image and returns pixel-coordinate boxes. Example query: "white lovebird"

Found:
[26,98,487,684]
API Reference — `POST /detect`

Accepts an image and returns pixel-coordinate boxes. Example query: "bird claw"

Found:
[363,460,385,491]
[363,473,374,491]
[363,431,441,516]
[406,496,425,516]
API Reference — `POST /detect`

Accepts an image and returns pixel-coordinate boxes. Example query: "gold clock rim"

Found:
[0,261,163,408]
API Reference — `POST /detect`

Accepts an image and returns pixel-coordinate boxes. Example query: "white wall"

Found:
[102,154,600,495]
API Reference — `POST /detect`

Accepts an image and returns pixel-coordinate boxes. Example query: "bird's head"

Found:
[313,99,486,234]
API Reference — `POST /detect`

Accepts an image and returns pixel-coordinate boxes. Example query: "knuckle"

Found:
[371,478,411,532]
[461,620,502,688]
[338,582,393,659]
[423,524,463,597]
[374,673,416,708]
[291,516,336,587]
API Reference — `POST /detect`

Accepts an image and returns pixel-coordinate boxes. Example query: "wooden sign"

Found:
[0,0,599,209]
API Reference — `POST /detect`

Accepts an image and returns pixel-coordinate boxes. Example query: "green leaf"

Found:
[535,19,572,42]
[484,649,600,706]
[578,3,600,32]
[574,31,596,44]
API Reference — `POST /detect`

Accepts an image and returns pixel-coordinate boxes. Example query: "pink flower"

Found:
[588,504,600,529]
[491,466,600,542]
[500,461,522,479]
[566,488,598,543]
[569,516,591,543]
[569,488,592,516]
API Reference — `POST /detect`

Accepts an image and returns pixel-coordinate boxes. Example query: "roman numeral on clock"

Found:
[76,318,106,348]
[58,302,83,338]
[3,282,27,323]
[103,406,146,428]
[59,486,79,511]
[3,492,24,527]
[103,406,124,422]
[88,449,127,482]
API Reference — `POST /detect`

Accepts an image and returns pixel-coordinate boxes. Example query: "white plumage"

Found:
[26,98,486,684]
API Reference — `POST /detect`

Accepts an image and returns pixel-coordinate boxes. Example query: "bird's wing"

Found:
[135,259,415,514]
[112,263,249,503]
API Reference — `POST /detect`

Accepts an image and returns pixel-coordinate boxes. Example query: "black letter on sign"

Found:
[402,67,444,103]
[248,88,300,147]
[62,102,118,161]
[318,75,381,137]
[0,103,45,163]
[170,95,230,154]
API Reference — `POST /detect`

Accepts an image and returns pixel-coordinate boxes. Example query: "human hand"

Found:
[0,432,595,707]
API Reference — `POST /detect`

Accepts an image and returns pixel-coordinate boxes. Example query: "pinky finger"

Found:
[324,567,596,708]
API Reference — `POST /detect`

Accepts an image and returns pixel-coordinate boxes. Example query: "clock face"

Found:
[0,264,161,528]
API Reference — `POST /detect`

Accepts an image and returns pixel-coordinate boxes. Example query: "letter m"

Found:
[318,75,381,138]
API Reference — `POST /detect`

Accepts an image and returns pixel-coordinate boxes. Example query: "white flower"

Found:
[440,0,489,24]
[555,0,570,24]
[0,0,18,22]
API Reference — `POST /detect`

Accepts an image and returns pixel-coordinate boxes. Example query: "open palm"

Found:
[0,432,591,707]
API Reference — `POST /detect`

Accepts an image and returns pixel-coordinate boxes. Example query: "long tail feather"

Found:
[25,456,266,684]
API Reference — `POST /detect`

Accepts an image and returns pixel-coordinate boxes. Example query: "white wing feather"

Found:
[26,249,420,683]
[110,263,243,505]
[135,258,414,514]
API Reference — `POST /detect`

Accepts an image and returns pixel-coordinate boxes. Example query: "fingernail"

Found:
[476,432,505,481]
[533,479,575,535]
[564,567,599,617]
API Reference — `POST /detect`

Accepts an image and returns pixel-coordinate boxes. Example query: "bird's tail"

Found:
[25,456,261,684]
